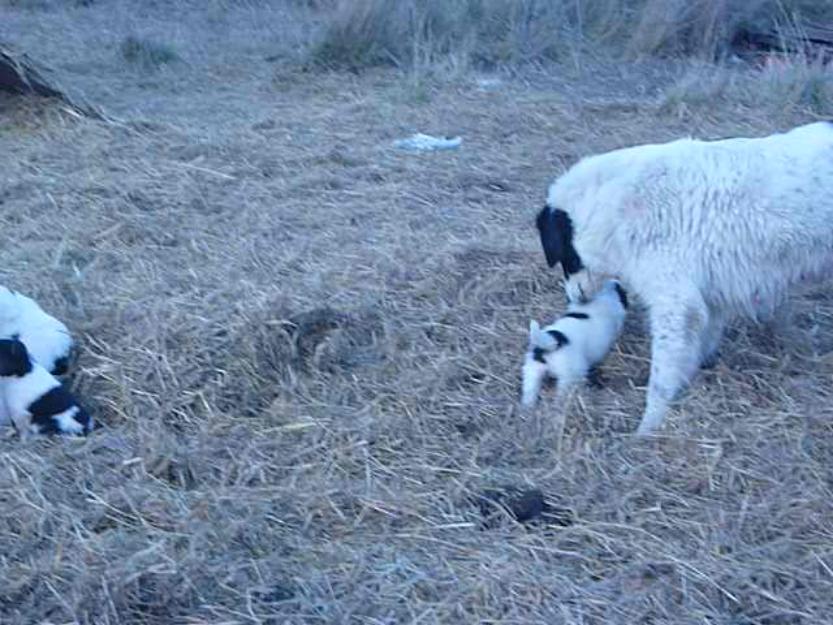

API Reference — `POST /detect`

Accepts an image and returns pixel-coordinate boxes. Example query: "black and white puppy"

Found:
[521,279,628,406]
[0,338,93,437]
[0,286,74,375]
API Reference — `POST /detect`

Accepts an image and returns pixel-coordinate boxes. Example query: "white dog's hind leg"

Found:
[637,293,707,435]
[699,306,725,369]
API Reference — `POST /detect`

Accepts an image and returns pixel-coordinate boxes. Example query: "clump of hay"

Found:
[0,42,104,118]
[120,36,180,69]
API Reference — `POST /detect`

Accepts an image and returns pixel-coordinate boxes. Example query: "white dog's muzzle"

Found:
[564,269,604,304]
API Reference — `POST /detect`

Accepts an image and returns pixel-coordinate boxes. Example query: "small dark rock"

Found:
[284,308,347,339]
[641,562,675,580]
[251,583,295,603]
[453,420,479,437]
[477,486,544,524]
[507,489,545,522]
[282,307,348,367]
[252,118,277,131]
[476,485,575,528]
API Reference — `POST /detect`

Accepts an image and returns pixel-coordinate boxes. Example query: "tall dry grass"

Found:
[660,53,833,119]
[310,0,833,70]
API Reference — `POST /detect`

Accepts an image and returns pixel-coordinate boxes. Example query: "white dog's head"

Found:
[536,204,612,304]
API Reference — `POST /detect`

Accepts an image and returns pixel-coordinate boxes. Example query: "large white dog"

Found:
[536,121,833,434]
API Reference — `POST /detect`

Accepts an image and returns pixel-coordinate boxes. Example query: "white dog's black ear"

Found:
[613,282,629,309]
[0,338,32,377]
[535,206,584,277]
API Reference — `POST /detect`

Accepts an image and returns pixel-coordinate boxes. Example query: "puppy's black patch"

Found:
[32,412,62,435]
[51,356,70,376]
[564,311,590,320]
[546,329,569,348]
[532,347,547,364]
[29,385,75,419]
[72,405,93,433]
[28,385,90,435]
[0,339,32,377]
[535,206,584,277]
[587,365,604,388]
[614,283,629,309]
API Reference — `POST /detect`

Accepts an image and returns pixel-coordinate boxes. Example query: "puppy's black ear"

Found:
[51,355,70,376]
[0,338,31,376]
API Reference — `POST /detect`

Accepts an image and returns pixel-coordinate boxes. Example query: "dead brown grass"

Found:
[2,2,833,624]
[661,54,833,119]
[310,0,833,70]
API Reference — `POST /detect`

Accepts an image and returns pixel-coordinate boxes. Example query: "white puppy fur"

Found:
[522,279,627,406]
[0,286,73,375]
[0,338,92,438]
[537,121,833,434]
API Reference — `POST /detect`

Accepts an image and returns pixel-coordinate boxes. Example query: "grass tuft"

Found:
[661,55,833,119]
[309,0,580,71]
[121,35,179,69]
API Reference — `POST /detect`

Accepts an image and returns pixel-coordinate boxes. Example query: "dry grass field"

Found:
[3,1,833,623]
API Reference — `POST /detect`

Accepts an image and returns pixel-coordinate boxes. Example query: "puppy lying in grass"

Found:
[522,279,628,407]
[0,338,93,438]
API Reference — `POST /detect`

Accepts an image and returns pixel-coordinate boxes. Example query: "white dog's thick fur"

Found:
[0,287,73,375]
[522,279,627,406]
[537,121,833,434]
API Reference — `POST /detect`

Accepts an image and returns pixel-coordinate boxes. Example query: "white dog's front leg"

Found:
[521,360,547,407]
[637,294,707,435]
